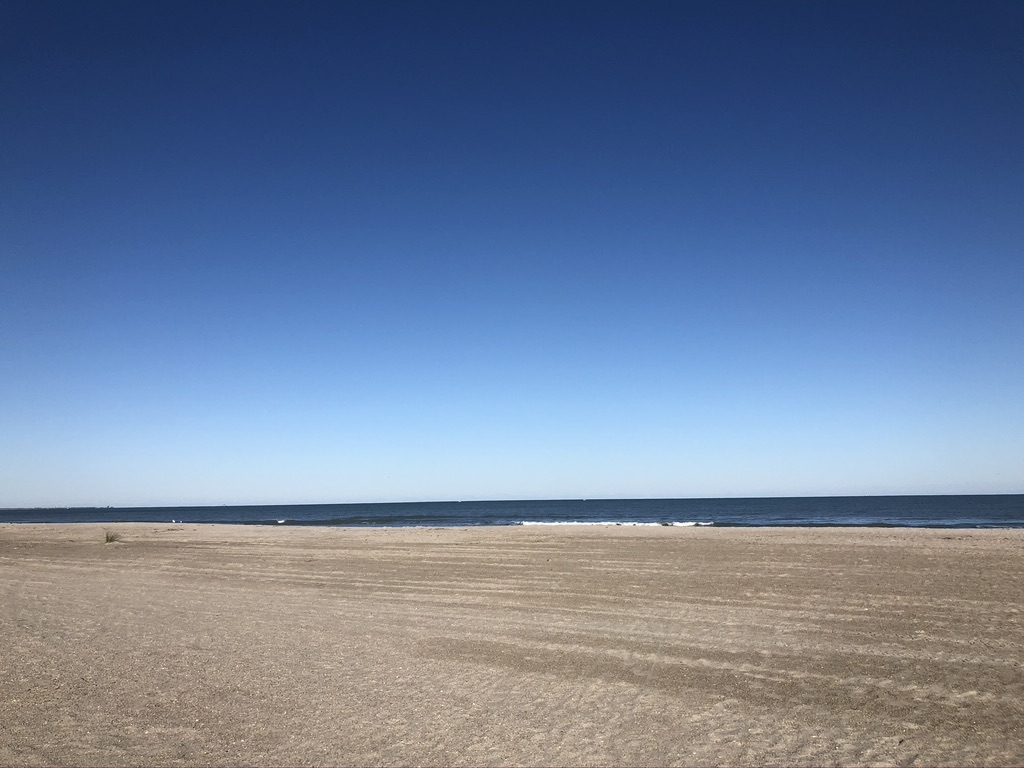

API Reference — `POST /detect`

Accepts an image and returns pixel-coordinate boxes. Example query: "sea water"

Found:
[2,495,1022,528]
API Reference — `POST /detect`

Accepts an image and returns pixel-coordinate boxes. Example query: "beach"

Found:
[1,524,1022,766]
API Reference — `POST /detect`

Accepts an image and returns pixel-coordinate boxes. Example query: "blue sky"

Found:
[2,1,1022,506]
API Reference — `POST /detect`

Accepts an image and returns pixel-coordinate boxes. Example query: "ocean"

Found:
[2,495,1022,528]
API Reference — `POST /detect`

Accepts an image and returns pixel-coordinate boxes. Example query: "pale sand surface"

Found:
[1,524,1022,766]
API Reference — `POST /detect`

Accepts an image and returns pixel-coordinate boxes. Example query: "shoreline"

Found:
[6,520,1024,532]
[2,524,1022,766]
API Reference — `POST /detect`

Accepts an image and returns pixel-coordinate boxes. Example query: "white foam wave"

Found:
[519,521,713,527]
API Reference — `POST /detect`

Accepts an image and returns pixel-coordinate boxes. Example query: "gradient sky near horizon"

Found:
[2,1,1022,507]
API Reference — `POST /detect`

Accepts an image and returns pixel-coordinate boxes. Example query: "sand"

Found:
[1,523,1022,766]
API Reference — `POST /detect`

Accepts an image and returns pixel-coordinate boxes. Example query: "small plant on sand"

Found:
[104,530,122,543]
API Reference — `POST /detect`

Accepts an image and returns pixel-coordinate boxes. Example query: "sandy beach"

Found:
[1,524,1022,766]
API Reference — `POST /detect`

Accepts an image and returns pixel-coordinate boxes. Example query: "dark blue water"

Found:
[2,495,1022,528]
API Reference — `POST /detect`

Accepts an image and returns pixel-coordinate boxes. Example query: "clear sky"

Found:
[2,1,1022,507]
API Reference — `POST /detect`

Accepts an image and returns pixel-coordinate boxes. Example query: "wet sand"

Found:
[1,523,1022,766]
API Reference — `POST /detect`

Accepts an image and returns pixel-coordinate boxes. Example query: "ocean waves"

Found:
[519,521,714,527]
[3,496,1022,528]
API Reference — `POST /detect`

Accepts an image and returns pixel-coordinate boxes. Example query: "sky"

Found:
[2,1,1022,507]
